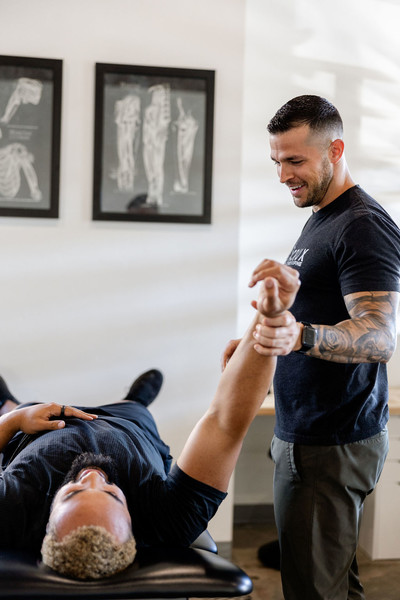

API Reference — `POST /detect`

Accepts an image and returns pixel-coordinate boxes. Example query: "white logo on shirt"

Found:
[286,248,309,267]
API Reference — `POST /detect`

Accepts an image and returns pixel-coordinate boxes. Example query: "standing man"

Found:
[228,95,400,599]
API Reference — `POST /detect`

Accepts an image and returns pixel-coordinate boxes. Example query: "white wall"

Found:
[0,0,246,542]
[3,0,400,530]
[235,0,400,506]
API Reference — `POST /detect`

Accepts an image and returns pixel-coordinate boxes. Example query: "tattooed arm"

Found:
[308,291,399,363]
[253,291,399,364]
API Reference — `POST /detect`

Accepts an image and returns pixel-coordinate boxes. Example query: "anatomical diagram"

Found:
[108,80,202,212]
[0,143,41,200]
[0,77,43,201]
[142,83,171,206]
[172,96,198,194]
[113,94,141,193]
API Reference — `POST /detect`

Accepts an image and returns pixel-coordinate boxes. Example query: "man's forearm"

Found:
[308,319,396,363]
[303,291,399,364]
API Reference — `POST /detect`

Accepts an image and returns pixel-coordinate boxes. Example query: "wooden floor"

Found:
[227,521,400,600]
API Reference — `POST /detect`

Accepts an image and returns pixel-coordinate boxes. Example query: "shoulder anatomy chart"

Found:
[0,77,43,202]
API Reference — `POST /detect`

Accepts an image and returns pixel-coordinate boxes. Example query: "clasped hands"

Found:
[222,259,301,369]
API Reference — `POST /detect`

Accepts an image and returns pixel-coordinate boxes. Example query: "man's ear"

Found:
[329,138,344,164]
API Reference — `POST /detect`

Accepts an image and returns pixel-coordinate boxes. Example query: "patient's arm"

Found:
[0,403,97,452]
[178,270,299,492]
[221,261,300,369]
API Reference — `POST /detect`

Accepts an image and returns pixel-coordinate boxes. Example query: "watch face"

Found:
[303,326,317,347]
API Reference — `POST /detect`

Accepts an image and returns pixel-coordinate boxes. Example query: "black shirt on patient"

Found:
[0,401,226,555]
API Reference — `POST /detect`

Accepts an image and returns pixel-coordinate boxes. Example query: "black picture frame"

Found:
[0,55,62,219]
[93,63,214,224]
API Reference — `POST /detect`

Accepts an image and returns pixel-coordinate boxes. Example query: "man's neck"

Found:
[313,165,355,212]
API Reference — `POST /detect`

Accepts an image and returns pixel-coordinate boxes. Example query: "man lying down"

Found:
[0,263,299,579]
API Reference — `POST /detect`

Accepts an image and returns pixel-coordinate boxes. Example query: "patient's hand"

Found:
[0,403,97,453]
[15,403,97,435]
[249,260,300,316]
[221,338,241,371]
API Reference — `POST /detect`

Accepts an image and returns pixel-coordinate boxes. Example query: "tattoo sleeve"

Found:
[309,291,399,364]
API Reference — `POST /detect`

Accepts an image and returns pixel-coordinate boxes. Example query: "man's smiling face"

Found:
[270,124,335,211]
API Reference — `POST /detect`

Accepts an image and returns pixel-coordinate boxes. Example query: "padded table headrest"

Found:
[0,545,252,599]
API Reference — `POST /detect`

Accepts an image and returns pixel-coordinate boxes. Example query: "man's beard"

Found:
[60,453,119,487]
[293,156,333,209]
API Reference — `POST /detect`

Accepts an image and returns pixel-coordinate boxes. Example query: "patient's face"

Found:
[49,453,132,544]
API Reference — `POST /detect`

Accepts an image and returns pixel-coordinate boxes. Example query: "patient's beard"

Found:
[60,453,119,487]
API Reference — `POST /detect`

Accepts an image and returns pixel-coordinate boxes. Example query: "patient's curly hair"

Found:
[41,525,137,579]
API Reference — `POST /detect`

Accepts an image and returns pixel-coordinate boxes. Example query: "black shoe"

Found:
[0,376,20,409]
[257,540,281,570]
[124,369,163,407]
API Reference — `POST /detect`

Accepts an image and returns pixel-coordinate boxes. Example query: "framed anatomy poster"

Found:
[0,55,62,218]
[92,63,214,224]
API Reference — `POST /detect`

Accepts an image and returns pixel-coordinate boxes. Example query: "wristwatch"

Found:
[296,321,317,354]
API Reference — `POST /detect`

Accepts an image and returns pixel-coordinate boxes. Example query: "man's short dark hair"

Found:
[267,95,343,138]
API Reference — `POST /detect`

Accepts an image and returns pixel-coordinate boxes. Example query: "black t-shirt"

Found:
[0,402,226,555]
[274,186,400,445]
